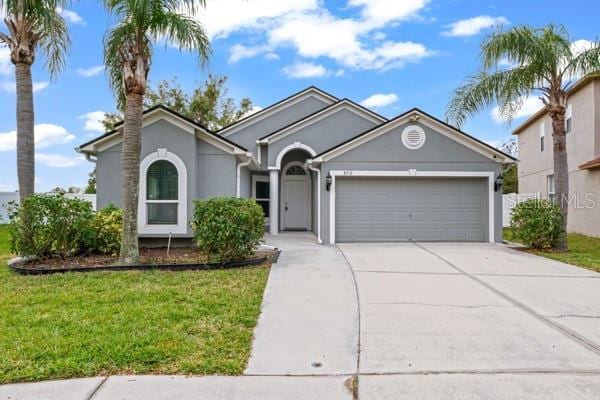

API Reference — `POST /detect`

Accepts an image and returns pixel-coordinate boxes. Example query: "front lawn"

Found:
[503,228,600,272]
[0,225,269,384]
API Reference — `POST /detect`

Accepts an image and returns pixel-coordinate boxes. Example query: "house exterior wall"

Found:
[517,80,600,236]
[266,108,380,167]
[224,96,332,156]
[318,121,503,244]
[96,119,238,237]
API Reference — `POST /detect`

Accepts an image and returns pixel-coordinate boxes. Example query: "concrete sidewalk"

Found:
[0,375,353,400]
[245,232,359,375]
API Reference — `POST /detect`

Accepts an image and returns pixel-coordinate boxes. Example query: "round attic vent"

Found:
[401,125,426,149]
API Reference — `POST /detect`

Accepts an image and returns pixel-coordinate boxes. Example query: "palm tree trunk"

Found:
[550,111,569,250]
[15,62,35,201]
[119,92,144,264]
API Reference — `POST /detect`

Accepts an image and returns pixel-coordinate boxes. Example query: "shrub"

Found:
[192,197,264,263]
[86,205,123,256]
[510,199,564,249]
[8,194,95,258]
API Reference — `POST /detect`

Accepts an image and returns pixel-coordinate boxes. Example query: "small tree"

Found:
[144,75,254,130]
[0,0,70,201]
[446,24,600,250]
[103,0,210,264]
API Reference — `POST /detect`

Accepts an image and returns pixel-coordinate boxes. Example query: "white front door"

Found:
[282,163,311,230]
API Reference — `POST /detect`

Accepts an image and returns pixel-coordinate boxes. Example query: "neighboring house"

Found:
[513,75,600,237]
[77,87,514,244]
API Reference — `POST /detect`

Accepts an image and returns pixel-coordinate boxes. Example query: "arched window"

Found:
[139,149,187,234]
[146,160,178,225]
[285,165,306,175]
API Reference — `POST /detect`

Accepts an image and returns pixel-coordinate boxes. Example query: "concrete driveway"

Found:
[4,239,600,400]
[338,242,600,399]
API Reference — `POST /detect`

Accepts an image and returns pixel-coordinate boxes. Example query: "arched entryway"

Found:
[269,143,316,235]
[281,161,311,230]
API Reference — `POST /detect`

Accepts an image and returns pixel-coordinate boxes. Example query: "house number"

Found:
[343,170,353,176]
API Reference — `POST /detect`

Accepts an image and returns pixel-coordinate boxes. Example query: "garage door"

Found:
[335,177,487,242]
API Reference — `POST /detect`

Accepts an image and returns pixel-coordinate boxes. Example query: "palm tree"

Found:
[0,0,70,200]
[446,24,600,250]
[103,0,210,264]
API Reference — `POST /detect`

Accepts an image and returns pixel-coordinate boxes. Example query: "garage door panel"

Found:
[335,177,487,242]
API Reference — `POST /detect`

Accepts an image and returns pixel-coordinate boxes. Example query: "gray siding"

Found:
[318,121,503,243]
[96,143,122,209]
[267,108,380,167]
[96,119,238,237]
[225,96,332,155]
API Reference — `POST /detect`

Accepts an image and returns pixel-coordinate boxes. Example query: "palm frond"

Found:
[149,11,210,66]
[446,66,544,127]
[562,41,600,81]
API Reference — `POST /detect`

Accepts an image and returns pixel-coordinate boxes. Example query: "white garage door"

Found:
[335,177,487,242]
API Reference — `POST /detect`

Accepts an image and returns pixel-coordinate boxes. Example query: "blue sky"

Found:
[1,0,598,192]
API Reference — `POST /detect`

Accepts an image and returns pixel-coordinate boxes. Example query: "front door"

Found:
[282,164,310,230]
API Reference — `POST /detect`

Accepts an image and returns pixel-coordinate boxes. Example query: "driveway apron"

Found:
[338,242,600,400]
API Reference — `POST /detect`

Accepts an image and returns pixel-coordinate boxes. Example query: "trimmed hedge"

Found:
[192,197,264,263]
[7,194,122,258]
[510,198,564,249]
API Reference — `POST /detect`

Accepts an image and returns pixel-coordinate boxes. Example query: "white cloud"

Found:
[443,15,508,37]
[229,44,270,64]
[33,81,49,92]
[36,153,85,168]
[491,95,544,123]
[197,0,433,71]
[0,124,75,152]
[264,52,280,60]
[0,47,12,76]
[57,7,84,25]
[0,80,49,92]
[348,0,429,26]
[79,111,107,132]
[282,62,329,78]
[570,39,594,56]
[196,0,318,39]
[360,93,399,109]
[76,65,104,77]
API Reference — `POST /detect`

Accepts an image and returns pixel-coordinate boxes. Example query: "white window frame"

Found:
[252,175,271,223]
[139,149,187,234]
[327,170,496,244]
[547,174,555,198]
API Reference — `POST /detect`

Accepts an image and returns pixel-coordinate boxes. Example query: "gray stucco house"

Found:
[78,86,514,244]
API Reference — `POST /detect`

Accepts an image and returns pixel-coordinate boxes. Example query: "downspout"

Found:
[256,140,262,165]
[236,153,253,198]
[306,159,322,244]
[84,153,97,163]
[75,147,97,163]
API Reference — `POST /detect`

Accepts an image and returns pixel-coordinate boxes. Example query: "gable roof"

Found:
[512,74,600,135]
[216,86,338,137]
[257,98,387,143]
[77,105,247,154]
[312,107,516,163]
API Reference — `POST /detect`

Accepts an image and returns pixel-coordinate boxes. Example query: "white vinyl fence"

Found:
[0,192,97,223]
[502,192,540,227]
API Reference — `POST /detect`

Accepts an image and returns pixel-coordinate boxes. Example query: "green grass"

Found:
[503,227,600,272]
[0,225,270,383]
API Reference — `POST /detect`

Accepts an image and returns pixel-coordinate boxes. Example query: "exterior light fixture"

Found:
[326,173,332,191]
[494,175,503,192]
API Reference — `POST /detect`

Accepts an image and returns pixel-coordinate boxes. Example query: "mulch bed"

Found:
[9,247,279,275]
